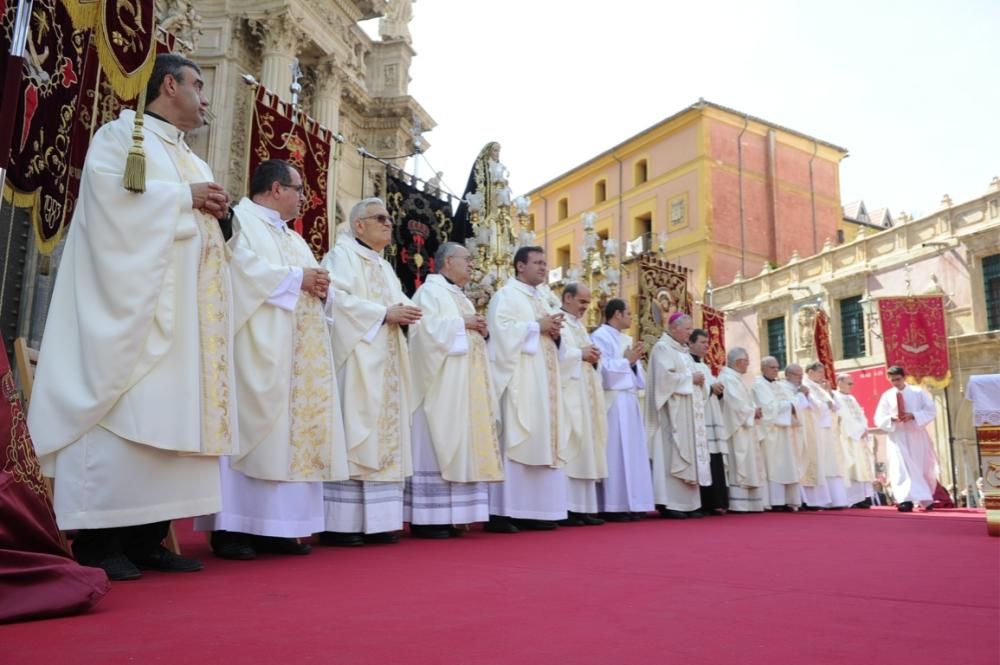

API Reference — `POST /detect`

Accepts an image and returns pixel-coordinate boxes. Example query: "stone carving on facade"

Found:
[379,0,413,44]
[344,30,370,89]
[796,304,816,351]
[155,0,202,51]
[247,11,310,58]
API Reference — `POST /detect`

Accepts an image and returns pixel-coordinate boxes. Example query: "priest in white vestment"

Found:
[646,313,704,518]
[486,246,569,531]
[718,348,767,512]
[874,366,939,512]
[689,328,729,514]
[784,363,831,509]
[28,55,250,580]
[405,243,504,538]
[557,283,607,526]
[592,299,654,521]
[752,357,803,511]
[802,362,850,508]
[834,373,876,508]
[320,198,421,545]
[195,160,350,558]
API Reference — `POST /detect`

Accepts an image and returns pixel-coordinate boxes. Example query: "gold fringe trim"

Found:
[122,86,148,193]
[2,182,67,255]
[909,370,952,390]
[61,0,100,32]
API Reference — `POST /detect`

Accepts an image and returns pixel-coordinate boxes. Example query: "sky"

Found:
[362,0,999,220]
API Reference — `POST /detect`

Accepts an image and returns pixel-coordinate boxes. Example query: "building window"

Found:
[669,197,686,227]
[556,244,571,271]
[557,198,568,221]
[767,316,787,369]
[985,253,1000,330]
[839,295,866,359]
[634,159,648,186]
[528,213,536,230]
[633,213,652,249]
[595,180,607,204]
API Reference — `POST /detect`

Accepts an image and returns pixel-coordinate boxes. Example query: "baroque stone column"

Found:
[248,12,308,102]
[312,57,343,133]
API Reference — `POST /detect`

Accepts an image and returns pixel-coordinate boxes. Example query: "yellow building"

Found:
[525,99,848,317]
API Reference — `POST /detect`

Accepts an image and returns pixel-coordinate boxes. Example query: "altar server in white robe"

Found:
[557,283,607,526]
[592,299,654,521]
[834,373,876,508]
[689,328,729,515]
[718,348,767,512]
[646,312,704,519]
[801,362,850,508]
[486,246,568,532]
[752,357,803,511]
[27,55,253,580]
[784,363,831,509]
[320,198,421,545]
[874,366,939,512]
[195,160,350,558]
[405,243,504,538]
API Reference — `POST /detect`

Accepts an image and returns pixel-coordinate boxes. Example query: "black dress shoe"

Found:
[851,500,872,509]
[630,512,647,521]
[319,531,364,547]
[601,512,632,523]
[687,510,706,519]
[580,514,605,526]
[363,532,401,544]
[211,531,256,560]
[897,501,914,513]
[557,512,586,527]
[770,505,793,513]
[660,509,689,520]
[81,553,142,581]
[447,526,468,537]
[484,516,520,533]
[128,546,204,573]
[410,524,451,539]
[251,535,311,555]
[511,518,558,531]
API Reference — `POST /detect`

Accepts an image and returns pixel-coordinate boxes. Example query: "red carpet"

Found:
[4,509,998,665]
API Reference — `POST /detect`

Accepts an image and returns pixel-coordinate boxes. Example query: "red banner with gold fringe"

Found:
[877,295,950,388]
[699,303,725,377]
[247,85,333,261]
[813,307,837,388]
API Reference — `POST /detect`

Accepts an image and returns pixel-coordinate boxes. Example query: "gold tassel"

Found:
[123,86,148,193]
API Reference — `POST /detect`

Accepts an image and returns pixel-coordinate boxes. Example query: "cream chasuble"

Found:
[228,199,349,482]
[487,280,566,468]
[802,377,850,480]
[718,367,766,489]
[321,235,414,481]
[409,274,503,483]
[559,313,608,481]
[834,391,876,484]
[752,377,803,486]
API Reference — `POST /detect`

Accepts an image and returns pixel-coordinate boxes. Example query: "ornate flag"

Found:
[877,295,950,388]
[847,365,888,428]
[247,85,333,261]
[637,254,691,352]
[699,303,725,376]
[385,168,453,297]
[813,307,837,388]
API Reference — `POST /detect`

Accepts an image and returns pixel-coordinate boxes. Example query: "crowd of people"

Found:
[28,54,943,583]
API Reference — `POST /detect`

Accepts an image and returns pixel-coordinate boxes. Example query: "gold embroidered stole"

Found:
[166,142,233,456]
[567,320,606,452]
[360,256,403,481]
[527,293,560,464]
[448,289,503,480]
[688,359,711,482]
[271,229,335,480]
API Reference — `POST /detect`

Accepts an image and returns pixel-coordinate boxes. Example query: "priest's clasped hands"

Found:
[464,314,488,336]
[385,303,423,325]
[191,182,231,219]
[538,312,564,341]
[301,268,331,299]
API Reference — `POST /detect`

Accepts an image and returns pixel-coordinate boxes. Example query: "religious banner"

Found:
[385,167,453,297]
[699,303,725,376]
[247,84,333,261]
[877,295,950,388]
[846,365,887,429]
[637,254,691,352]
[813,306,837,388]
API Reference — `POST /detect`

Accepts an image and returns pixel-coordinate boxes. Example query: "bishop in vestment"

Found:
[718,348,767,512]
[784,363,832,509]
[646,313,704,518]
[320,198,421,545]
[406,243,504,538]
[557,283,607,526]
[874,366,939,512]
[196,160,349,558]
[802,362,850,508]
[752,357,803,511]
[833,373,876,508]
[486,246,569,532]
[28,55,243,580]
[689,328,728,514]
[592,299,654,521]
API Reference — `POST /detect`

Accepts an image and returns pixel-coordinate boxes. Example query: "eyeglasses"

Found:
[281,184,304,193]
[362,214,392,225]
